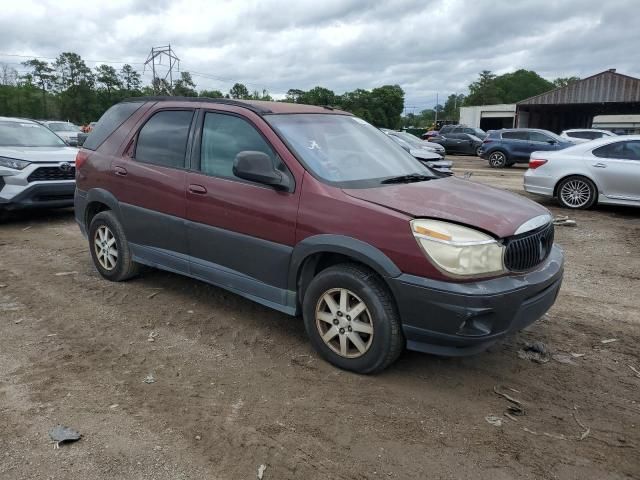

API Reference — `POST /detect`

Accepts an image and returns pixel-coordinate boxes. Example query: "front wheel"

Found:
[302,263,404,374]
[556,176,597,209]
[476,146,482,157]
[488,151,508,168]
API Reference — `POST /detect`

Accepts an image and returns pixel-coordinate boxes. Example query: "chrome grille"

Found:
[504,222,554,272]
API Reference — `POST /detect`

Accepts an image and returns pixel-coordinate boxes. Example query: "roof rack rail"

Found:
[120,96,273,114]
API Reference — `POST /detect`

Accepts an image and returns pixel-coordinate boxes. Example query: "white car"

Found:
[524,135,640,209]
[560,129,616,144]
[42,121,83,146]
[0,117,78,216]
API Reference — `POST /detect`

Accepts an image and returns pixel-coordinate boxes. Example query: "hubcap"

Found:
[315,288,374,359]
[560,180,591,207]
[489,152,505,167]
[94,225,118,271]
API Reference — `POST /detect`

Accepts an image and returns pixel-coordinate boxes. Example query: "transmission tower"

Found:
[144,45,180,94]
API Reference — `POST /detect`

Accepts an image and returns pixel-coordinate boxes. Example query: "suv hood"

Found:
[343,176,549,238]
[0,146,78,163]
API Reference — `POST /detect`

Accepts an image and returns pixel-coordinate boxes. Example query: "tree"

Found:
[54,52,93,89]
[465,70,500,106]
[21,59,55,117]
[119,64,141,92]
[465,69,554,106]
[285,88,305,103]
[1,64,18,86]
[300,86,335,106]
[173,71,197,97]
[552,76,580,88]
[442,93,465,121]
[229,82,250,99]
[199,89,224,98]
[95,65,121,95]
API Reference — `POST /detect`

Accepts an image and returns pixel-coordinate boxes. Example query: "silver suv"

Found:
[0,117,78,216]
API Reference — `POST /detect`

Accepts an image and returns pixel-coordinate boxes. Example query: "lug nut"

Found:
[333,319,339,325]
[339,328,345,334]
[337,311,343,317]
[346,315,351,321]
[347,326,352,332]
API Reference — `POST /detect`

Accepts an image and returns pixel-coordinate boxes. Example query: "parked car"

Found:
[75,97,564,373]
[479,129,574,168]
[524,135,640,209]
[439,124,486,139]
[42,121,82,146]
[385,130,446,157]
[560,129,616,144]
[431,133,483,156]
[0,117,77,216]
[385,134,452,175]
[421,130,440,140]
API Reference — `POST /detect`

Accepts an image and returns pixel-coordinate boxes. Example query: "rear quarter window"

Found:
[83,101,145,150]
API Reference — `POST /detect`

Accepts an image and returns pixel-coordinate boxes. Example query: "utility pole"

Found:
[144,45,180,94]
[434,92,438,126]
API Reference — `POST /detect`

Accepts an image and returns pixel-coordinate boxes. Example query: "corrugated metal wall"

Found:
[518,71,640,105]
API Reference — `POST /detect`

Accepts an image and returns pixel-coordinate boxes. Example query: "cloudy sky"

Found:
[1,0,639,111]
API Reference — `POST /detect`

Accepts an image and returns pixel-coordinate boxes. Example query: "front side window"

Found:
[593,141,640,160]
[266,114,435,187]
[200,112,279,179]
[528,131,553,143]
[0,121,66,147]
[135,110,194,168]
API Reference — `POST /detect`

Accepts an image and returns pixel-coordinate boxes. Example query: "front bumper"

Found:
[0,181,75,210]
[388,245,564,356]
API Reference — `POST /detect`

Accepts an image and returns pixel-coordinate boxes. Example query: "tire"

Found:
[556,176,597,209]
[88,210,140,281]
[476,147,482,157]
[488,151,508,168]
[302,263,404,374]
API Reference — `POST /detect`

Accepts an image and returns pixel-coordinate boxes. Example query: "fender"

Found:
[287,234,402,292]
[85,188,122,220]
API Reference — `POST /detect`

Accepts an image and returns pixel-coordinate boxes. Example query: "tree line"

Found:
[401,69,580,129]
[0,51,404,129]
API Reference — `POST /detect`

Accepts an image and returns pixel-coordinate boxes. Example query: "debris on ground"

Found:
[257,464,267,479]
[22,226,32,231]
[147,290,161,299]
[552,353,578,365]
[147,331,159,342]
[485,415,503,427]
[600,338,618,344]
[553,215,577,227]
[494,385,526,416]
[195,435,201,441]
[0,284,7,288]
[571,352,586,358]
[573,406,591,440]
[54,271,78,276]
[629,365,640,378]
[109,404,119,409]
[143,374,156,384]
[463,172,473,179]
[518,341,550,364]
[523,427,566,440]
[49,425,81,448]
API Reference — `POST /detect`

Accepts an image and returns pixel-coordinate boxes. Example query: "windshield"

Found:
[0,121,67,147]
[266,114,434,187]
[471,128,486,138]
[48,122,80,132]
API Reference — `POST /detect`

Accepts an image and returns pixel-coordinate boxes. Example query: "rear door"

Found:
[500,131,529,159]
[109,108,195,270]
[590,140,640,201]
[445,133,465,153]
[185,109,301,305]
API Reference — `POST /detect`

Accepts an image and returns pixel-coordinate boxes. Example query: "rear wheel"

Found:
[556,176,597,209]
[88,211,140,281]
[476,146,482,157]
[302,263,404,374]
[488,151,508,168]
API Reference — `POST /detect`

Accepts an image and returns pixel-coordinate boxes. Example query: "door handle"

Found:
[592,163,607,168]
[188,184,208,194]
[113,166,128,176]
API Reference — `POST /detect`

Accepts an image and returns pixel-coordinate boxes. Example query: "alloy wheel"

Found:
[560,179,592,208]
[94,225,118,271]
[315,288,374,359]
[488,152,506,167]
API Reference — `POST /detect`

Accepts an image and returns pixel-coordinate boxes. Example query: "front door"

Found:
[110,109,195,271]
[185,110,300,308]
[590,140,640,201]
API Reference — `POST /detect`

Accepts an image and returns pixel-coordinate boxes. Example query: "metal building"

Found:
[515,69,640,132]
[459,104,516,130]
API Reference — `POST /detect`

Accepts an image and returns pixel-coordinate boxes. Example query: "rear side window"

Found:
[593,141,640,160]
[83,101,144,150]
[568,131,593,140]
[199,112,277,179]
[135,110,194,168]
[502,131,528,140]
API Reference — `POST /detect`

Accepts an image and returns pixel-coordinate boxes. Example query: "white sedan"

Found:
[524,135,640,209]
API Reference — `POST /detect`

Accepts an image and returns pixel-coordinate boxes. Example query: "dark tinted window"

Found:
[528,131,553,142]
[593,141,640,160]
[200,112,277,179]
[502,131,528,140]
[135,110,194,168]
[83,101,144,150]
[448,133,466,140]
[568,131,599,140]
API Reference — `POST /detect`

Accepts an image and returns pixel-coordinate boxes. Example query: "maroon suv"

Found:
[74,97,563,373]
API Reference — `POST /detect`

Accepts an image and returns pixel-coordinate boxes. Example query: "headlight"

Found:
[0,156,31,170]
[411,219,505,277]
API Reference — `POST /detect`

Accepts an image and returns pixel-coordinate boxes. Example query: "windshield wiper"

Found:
[381,174,434,184]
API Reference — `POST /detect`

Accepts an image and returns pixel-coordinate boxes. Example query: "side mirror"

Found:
[233,151,290,190]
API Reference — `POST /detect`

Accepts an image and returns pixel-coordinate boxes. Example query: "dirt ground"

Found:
[1,156,639,480]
